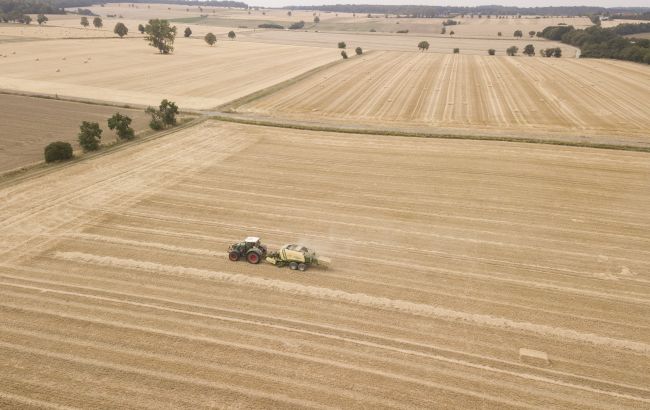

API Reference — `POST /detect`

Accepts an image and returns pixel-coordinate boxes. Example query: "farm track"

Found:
[237,51,650,146]
[1,120,649,408]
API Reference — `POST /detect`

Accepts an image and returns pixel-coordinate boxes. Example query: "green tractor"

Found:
[228,237,267,264]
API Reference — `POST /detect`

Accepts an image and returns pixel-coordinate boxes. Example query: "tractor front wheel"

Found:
[289,262,298,270]
[228,251,240,261]
[247,251,261,264]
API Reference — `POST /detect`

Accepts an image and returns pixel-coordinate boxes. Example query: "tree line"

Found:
[540,24,650,64]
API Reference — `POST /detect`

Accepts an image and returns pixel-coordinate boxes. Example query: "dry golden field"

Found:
[1,120,649,408]
[238,51,650,145]
[0,94,149,172]
[0,38,339,109]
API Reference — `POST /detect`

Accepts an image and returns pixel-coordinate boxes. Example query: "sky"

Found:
[248,1,650,8]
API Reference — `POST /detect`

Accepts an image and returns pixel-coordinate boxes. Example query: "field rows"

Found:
[1,121,649,408]
[239,51,650,144]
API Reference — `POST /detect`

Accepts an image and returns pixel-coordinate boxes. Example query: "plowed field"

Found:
[1,120,649,408]
[239,51,650,145]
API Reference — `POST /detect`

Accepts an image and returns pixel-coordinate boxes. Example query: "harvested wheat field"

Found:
[238,29,577,56]
[1,120,649,408]
[238,51,650,145]
[0,38,338,109]
[0,93,149,173]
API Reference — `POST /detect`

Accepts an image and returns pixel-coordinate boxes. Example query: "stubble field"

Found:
[1,120,649,408]
[238,51,650,145]
[0,93,149,172]
[0,38,339,109]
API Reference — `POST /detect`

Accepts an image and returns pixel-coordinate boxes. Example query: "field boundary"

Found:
[0,116,204,187]
[216,52,368,112]
[210,113,650,153]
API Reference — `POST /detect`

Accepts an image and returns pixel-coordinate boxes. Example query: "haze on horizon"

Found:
[248,1,649,8]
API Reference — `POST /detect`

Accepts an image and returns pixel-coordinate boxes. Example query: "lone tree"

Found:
[146,99,179,130]
[80,16,89,28]
[144,19,177,54]
[114,22,128,38]
[107,113,134,140]
[341,50,348,59]
[506,46,519,56]
[37,14,48,25]
[497,31,502,37]
[355,46,363,55]
[523,44,535,56]
[138,23,145,34]
[204,32,217,46]
[488,48,496,55]
[78,121,102,152]
[44,141,73,163]
[449,30,455,36]
[453,47,460,53]
[184,27,192,37]
[441,27,446,35]
[337,41,346,49]
[528,30,536,38]
[513,30,523,38]
[22,15,32,24]
[314,16,320,23]
[228,30,236,40]
[93,17,103,29]
[418,40,429,51]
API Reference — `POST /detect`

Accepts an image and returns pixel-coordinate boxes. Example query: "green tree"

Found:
[418,40,429,51]
[144,19,177,54]
[228,30,236,40]
[498,31,502,37]
[338,41,346,49]
[529,30,536,37]
[523,44,535,56]
[514,30,523,38]
[114,22,128,38]
[341,50,348,59]
[80,16,89,28]
[453,47,460,53]
[37,14,48,25]
[441,27,446,35]
[553,47,562,58]
[355,46,363,55]
[314,16,320,23]
[44,141,73,163]
[22,14,31,24]
[450,30,455,36]
[78,121,102,152]
[146,99,179,130]
[488,48,496,55]
[138,23,145,34]
[93,16,102,29]
[204,32,217,46]
[506,46,519,56]
[184,26,192,37]
[107,113,134,140]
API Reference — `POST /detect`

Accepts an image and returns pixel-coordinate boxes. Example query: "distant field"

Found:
[0,38,338,109]
[0,94,149,172]
[238,51,650,145]
[626,32,650,40]
[237,29,577,56]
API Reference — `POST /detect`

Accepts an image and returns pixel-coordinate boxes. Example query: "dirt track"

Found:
[239,51,650,144]
[1,120,649,408]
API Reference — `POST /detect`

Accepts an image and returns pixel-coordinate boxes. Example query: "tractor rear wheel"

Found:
[289,262,298,270]
[228,251,240,261]
[298,263,307,271]
[247,251,261,264]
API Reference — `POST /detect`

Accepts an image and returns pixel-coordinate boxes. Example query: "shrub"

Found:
[523,44,535,56]
[488,48,496,55]
[289,20,305,30]
[418,40,429,51]
[396,29,409,33]
[258,23,284,29]
[453,48,460,54]
[44,141,73,163]
[341,50,348,59]
[313,16,320,23]
[114,22,128,38]
[338,41,346,49]
[138,23,145,33]
[184,27,192,37]
[78,121,102,152]
[204,32,216,46]
[355,46,363,55]
[228,30,236,39]
[506,46,519,56]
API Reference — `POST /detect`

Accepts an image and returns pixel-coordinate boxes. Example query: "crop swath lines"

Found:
[238,51,650,144]
[1,121,650,408]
